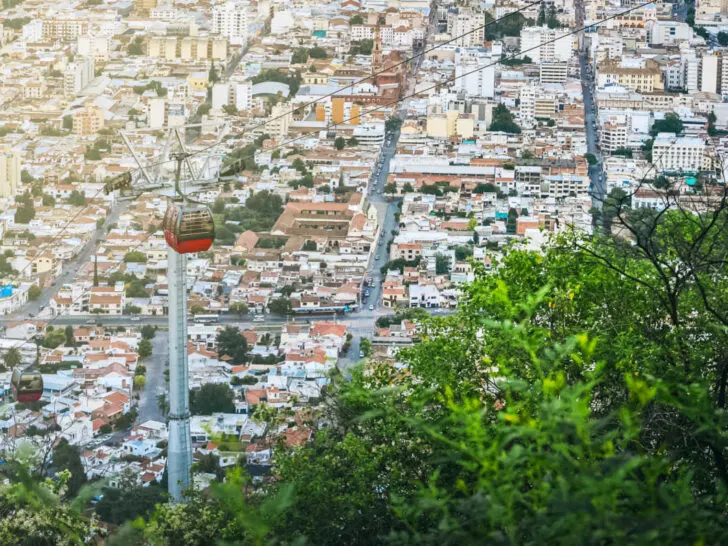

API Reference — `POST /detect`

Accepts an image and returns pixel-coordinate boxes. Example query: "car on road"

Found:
[369,304,374,311]
[87,319,97,325]
[253,315,265,322]
[131,316,141,321]
[375,255,380,260]
[359,351,365,358]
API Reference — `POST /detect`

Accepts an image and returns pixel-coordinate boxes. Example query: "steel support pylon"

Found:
[167,247,192,502]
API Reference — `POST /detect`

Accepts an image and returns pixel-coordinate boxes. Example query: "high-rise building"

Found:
[455,51,495,98]
[63,56,94,98]
[652,133,706,173]
[268,104,292,138]
[212,2,248,46]
[331,97,345,125]
[450,11,484,48]
[520,26,573,63]
[72,105,105,135]
[0,146,21,198]
[42,19,89,42]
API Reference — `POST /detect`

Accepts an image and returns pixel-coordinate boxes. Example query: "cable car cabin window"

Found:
[178,209,214,242]
[20,374,42,390]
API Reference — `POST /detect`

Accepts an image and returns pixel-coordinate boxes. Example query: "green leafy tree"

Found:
[141,325,156,340]
[650,112,683,137]
[359,337,372,357]
[190,383,236,415]
[64,325,76,347]
[138,339,153,359]
[434,253,451,275]
[383,183,397,195]
[216,326,248,364]
[488,104,521,134]
[291,48,309,64]
[127,36,144,56]
[52,438,87,498]
[268,297,292,314]
[229,302,249,316]
[123,250,147,263]
[3,347,21,371]
[28,284,41,301]
[334,137,346,150]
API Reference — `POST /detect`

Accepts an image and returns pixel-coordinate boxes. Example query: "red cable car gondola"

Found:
[11,369,43,404]
[163,203,215,254]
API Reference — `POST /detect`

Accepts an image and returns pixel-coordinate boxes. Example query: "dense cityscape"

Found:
[1,0,728,543]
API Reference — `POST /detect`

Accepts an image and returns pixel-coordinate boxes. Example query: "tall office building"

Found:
[63,56,94,98]
[0,146,21,199]
[212,2,248,46]
[520,26,573,63]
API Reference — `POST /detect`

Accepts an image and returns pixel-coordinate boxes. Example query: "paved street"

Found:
[136,331,168,424]
[576,0,606,212]
[23,200,126,317]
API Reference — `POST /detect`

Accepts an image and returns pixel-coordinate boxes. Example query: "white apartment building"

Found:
[22,20,43,42]
[63,56,94,98]
[212,1,248,46]
[520,26,573,63]
[42,19,89,42]
[652,133,706,173]
[701,52,720,93]
[450,12,484,48]
[77,35,111,62]
[540,62,568,84]
[0,146,20,198]
[648,21,692,45]
[455,52,495,98]
[350,25,374,41]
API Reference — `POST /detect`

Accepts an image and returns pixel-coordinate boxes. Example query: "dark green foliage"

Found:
[611,147,633,158]
[216,326,248,365]
[95,471,166,525]
[650,112,683,137]
[114,408,137,431]
[348,39,373,55]
[484,11,529,39]
[2,17,30,29]
[221,191,283,234]
[125,279,149,298]
[138,339,152,359]
[291,48,309,64]
[67,190,85,206]
[14,192,35,224]
[133,80,167,97]
[191,383,236,415]
[381,256,421,275]
[488,104,521,134]
[52,439,86,498]
[141,325,156,340]
[127,36,144,56]
[308,46,327,59]
[434,253,450,275]
[506,207,518,234]
[268,297,292,314]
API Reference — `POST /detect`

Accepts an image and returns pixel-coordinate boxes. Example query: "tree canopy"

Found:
[216,326,248,365]
[190,383,236,415]
[6,200,728,544]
